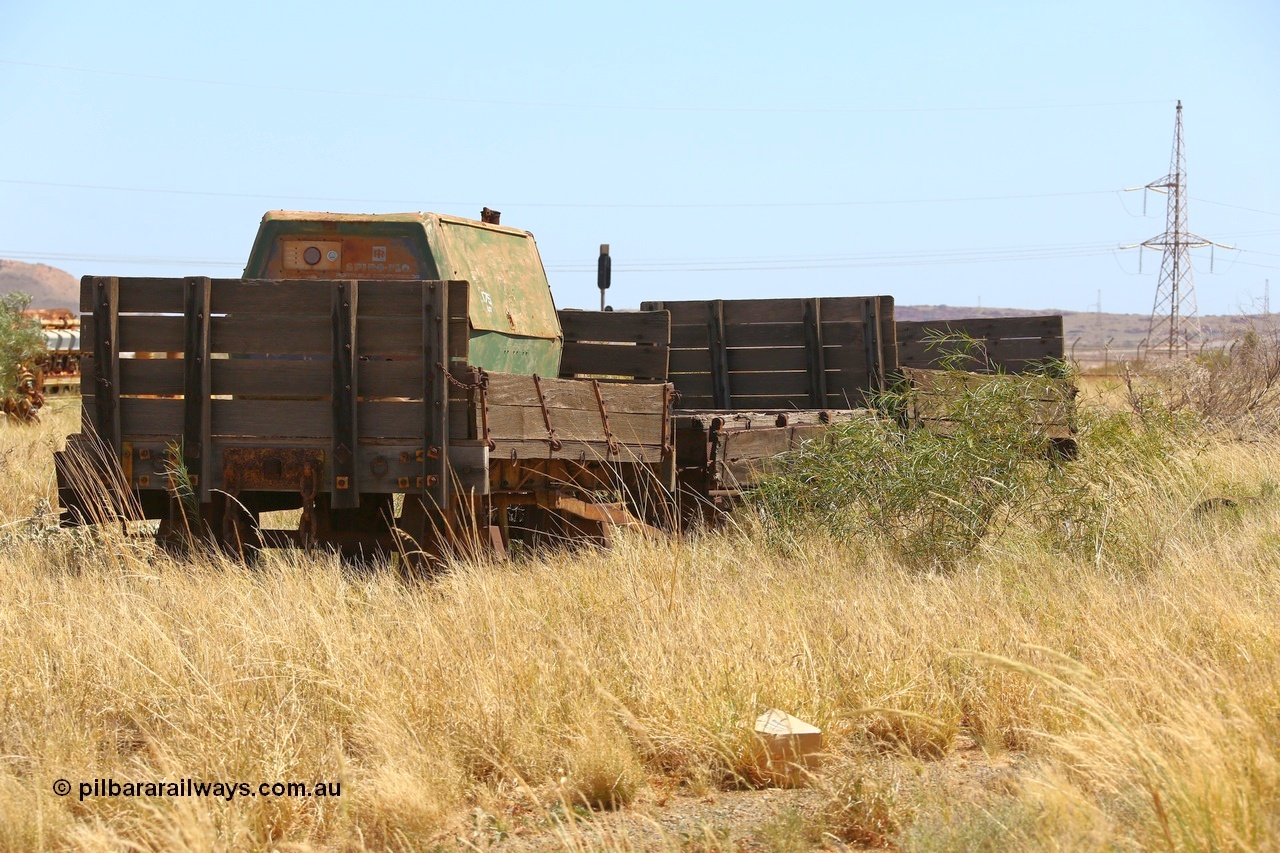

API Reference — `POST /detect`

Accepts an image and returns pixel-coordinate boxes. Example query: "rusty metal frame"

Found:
[222,447,325,491]
[91,276,120,455]
[331,280,359,509]
[590,379,619,456]
[423,281,449,510]
[531,373,563,451]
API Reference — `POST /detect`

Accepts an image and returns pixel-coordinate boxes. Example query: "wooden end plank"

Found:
[559,342,669,380]
[558,309,671,345]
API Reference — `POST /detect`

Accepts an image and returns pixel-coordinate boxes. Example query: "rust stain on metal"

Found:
[531,374,563,451]
[222,448,325,491]
[591,379,619,456]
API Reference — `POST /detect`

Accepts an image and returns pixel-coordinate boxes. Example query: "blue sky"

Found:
[2,0,1277,316]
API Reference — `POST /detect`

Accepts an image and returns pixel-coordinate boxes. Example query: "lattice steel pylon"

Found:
[1125,101,1215,357]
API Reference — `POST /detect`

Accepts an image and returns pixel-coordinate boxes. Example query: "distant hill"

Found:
[897,304,1264,351]
[0,265,1264,352]
[0,260,78,310]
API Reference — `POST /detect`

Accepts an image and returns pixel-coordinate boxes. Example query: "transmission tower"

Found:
[1124,101,1219,358]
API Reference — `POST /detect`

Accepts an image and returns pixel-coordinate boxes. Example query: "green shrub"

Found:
[747,362,1186,569]
[749,373,1062,566]
[0,292,47,405]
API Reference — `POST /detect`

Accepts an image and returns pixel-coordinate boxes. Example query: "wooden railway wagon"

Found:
[54,209,1074,560]
[58,275,678,558]
[56,212,680,559]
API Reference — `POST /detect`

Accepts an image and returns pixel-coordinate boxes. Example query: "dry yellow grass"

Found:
[0,399,1277,849]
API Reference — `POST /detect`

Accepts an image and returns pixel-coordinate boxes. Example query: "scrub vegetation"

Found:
[0,358,1277,849]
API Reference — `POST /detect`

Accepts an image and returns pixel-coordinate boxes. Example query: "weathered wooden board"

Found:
[666,369,871,403]
[485,403,663,445]
[82,397,429,440]
[896,316,1064,373]
[487,438,665,464]
[557,309,670,382]
[80,276,472,318]
[86,354,456,401]
[83,314,431,357]
[485,373,668,414]
[559,342,668,380]
[444,373,671,454]
[558,309,670,345]
[645,295,896,411]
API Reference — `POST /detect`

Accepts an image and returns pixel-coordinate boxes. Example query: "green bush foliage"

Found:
[0,292,47,400]
[748,366,1185,569]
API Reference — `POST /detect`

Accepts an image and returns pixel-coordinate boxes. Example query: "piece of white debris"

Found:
[752,708,822,786]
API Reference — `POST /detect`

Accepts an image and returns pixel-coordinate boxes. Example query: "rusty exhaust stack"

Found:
[481,207,501,224]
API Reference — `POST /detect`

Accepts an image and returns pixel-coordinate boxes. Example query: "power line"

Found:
[548,243,1122,272]
[8,176,1279,221]
[0,58,1176,115]
[10,233,1276,273]
[0,177,1119,209]
[0,250,241,267]
[0,242,1121,272]
[1190,197,1280,218]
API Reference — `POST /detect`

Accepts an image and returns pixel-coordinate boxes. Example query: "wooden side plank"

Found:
[81,277,471,318]
[559,342,669,379]
[92,356,434,400]
[646,295,892,327]
[81,276,184,314]
[485,373,669,415]
[83,315,428,358]
[558,310,671,345]
[895,315,1065,344]
[86,398,429,440]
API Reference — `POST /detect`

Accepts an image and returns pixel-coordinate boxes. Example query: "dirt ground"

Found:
[443,735,1023,851]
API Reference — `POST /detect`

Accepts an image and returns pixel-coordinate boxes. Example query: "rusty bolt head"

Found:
[138,475,150,487]
[397,477,409,489]
[426,475,439,486]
